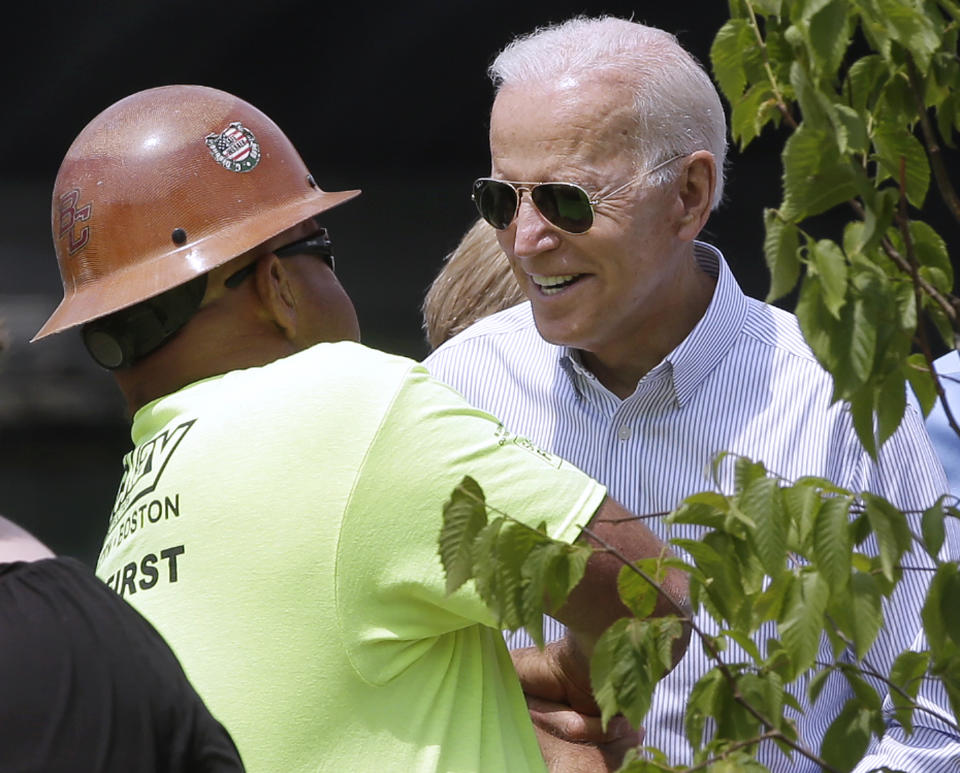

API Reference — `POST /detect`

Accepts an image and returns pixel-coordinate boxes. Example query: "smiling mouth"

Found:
[531,273,583,296]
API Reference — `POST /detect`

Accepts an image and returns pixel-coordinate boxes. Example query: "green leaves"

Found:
[439,476,488,594]
[711,18,756,102]
[781,126,860,221]
[764,209,802,302]
[873,124,931,207]
[780,569,831,674]
[731,0,958,464]
[590,617,682,728]
[438,475,591,646]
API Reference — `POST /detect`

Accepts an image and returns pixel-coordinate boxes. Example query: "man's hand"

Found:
[514,641,643,771]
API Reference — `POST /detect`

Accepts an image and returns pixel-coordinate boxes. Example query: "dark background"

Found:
[0,2,952,565]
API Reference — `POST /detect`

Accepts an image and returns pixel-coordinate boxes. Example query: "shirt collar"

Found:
[559,241,750,407]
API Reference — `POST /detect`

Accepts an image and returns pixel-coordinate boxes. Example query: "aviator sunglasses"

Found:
[472,154,685,235]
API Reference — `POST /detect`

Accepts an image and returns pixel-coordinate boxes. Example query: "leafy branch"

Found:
[716,0,960,455]
[439,459,960,771]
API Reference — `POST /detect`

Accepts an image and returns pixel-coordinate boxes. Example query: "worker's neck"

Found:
[113,324,297,416]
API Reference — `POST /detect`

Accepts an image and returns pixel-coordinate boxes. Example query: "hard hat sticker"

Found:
[205,122,261,173]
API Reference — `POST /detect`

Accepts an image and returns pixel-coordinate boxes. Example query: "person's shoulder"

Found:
[287,340,420,378]
[443,301,537,344]
[425,301,549,361]
[740,297,822,366]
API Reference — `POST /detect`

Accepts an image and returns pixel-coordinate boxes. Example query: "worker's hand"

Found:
[529,699,643,772]
[511,639,597,715]
[512,640,643,771]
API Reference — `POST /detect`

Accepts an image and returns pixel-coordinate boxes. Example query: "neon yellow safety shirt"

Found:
[96,341,606,773]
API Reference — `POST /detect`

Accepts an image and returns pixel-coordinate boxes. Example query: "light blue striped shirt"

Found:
[425,242,958,771]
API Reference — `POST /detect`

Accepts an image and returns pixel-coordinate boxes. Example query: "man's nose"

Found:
[512,193,560,257]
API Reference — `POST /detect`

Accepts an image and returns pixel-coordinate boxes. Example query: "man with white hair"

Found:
[425,15,957,771]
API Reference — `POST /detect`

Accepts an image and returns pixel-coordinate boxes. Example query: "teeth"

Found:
[532,274,579,295]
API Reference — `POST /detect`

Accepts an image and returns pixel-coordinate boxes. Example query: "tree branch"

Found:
[745,0,799,130]
[905,55,960,226]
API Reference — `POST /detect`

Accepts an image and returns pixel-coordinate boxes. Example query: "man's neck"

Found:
[580,264,716,400]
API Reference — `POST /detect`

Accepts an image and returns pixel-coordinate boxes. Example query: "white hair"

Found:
[489,16,728,208]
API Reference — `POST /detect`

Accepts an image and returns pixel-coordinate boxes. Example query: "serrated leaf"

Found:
[849,571,884,658]
[858,187,898,253]
[779,569,830,674]
[936,91,960,149]
[617,560,661,619]
[873,125,931,208]
[876,370,907,446]
[711,18,754,101]
[852,297,881,389]
[790,58,834,131]
[439,476,488,593]
[668,499,727,529]
[764,208,802,301]
[910,220,953,284]
[862,492,913,583]
[781,125,859,221]
[721,628,764,662]
[808,239,849,319]
[941,569,960,647]
[845,54,888,113]
[849,387,879,458]
[809,666,833,704]
[889,649,931,734]
[493,520,558,630]
[784,481,823,551]
[904,353,938,416]
[590,617,677,728]
[921,497,948,559]
[807,0,852,79]
[732,82,779,148]
[798,0,836,22]
[755,572,793,623]
[521,540,590,647]
[874,0,943,72]
[685,668,725,750]
[741,476,789,574]
[833,103,869,154]
[739,670,787,731]
[813,495,853,589]
[820,699,875,770]
[735,455,769,490]
[470,519,504,616]
[673,537,743,624]
[753,0,782,14]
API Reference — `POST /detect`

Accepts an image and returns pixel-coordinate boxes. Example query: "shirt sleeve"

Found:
[335,362,606,685]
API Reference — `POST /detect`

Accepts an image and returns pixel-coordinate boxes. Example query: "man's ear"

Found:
[676,151,716,241]
[254,254,297,339]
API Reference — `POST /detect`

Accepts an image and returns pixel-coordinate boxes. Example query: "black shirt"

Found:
[0,557,244,772]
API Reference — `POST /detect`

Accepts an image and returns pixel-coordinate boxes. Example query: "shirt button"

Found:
[617,425,632,441]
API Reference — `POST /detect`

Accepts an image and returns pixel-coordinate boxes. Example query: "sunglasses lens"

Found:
[532,183,593,234]
[473,179,518,230]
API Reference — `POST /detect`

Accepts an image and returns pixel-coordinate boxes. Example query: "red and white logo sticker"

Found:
[205,121,261,173]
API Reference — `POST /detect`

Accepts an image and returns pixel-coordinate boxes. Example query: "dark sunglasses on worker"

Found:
[224,228,336,288]
[472,154,684,235]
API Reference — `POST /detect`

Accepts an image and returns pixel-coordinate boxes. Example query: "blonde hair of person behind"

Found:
[422,218,526,350]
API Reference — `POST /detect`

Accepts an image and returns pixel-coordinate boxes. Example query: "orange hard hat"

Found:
[33,84,360,341]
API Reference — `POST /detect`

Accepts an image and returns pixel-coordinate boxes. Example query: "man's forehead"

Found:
[489,78,637,173]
